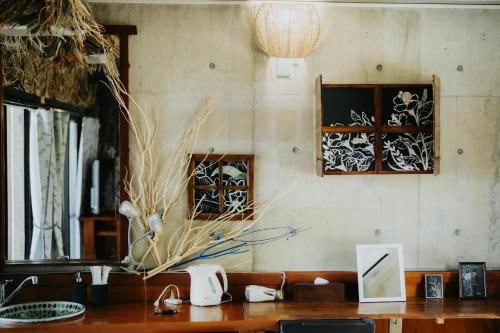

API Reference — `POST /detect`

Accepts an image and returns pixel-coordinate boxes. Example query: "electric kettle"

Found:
[186,264,228,306]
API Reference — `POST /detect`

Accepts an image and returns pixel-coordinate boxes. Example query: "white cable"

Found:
[153,284,181,308]
[220,292,233,304]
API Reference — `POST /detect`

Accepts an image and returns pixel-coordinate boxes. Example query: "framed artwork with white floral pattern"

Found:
[188,154,254,220]
[315,75,440,175]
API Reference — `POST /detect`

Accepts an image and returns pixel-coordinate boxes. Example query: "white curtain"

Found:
[29,109,69,260]
[69,117,100,259]
[6,105,26,260]
[69,121,79,258]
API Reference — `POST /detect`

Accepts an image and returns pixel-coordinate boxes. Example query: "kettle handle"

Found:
[215,265,228,292]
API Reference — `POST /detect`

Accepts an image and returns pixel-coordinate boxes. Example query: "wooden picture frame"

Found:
[459,262,487,299]
[425,274,444,299]
[315,75,440,176]
[0,25,137,266]
[188,154,254,220]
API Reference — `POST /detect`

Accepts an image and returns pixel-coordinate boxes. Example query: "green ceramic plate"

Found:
[0,301,85,324]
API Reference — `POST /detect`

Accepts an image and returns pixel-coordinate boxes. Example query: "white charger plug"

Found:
[164,298,182,305]
[153,284,182,308]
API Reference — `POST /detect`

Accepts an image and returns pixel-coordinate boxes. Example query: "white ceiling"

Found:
[88,0,500,6]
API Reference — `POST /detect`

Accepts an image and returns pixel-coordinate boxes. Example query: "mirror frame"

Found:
[0,24,137,271]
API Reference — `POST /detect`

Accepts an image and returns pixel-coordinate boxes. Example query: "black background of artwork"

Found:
[194,189,219,213]
[381,85,433,126]
[194,160,219,185]
[321,87,375,126]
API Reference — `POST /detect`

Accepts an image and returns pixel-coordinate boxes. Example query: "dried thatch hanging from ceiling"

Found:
[0,0,123,107]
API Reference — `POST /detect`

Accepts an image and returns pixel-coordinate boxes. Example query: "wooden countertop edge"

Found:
[3,300,500,332]
[1,319,278,333]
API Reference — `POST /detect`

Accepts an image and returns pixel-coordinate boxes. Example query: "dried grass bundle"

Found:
[1,0,121,105]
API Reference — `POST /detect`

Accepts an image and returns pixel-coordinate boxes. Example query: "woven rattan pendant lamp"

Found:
[255,2,320,58]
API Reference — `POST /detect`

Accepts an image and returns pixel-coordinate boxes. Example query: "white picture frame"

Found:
[356,244,406,303]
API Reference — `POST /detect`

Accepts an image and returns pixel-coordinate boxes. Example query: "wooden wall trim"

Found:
[118,33,131,260]
[314,75,323,176]
[433,74,441,175]
[103,25,137,36]
[0,48,5,263]
[0,26,136,264]
[1,271,499,304]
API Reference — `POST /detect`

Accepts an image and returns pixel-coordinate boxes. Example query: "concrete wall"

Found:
[93,4,500,271]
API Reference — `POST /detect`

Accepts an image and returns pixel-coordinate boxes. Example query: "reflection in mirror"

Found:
[3,36,122,262]
[356,244,406,302]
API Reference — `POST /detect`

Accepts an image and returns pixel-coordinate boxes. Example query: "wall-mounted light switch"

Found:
[276,58,292,78]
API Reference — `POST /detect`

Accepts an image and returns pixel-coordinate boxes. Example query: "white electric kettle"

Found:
[186,264,228,306]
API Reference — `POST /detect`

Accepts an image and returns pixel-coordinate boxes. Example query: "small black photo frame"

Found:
[459,262,487,299]
[425,274,444,299]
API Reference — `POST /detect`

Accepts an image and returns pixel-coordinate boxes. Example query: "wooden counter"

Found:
[2,298,500,333]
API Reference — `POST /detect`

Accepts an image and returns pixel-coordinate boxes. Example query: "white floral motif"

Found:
[382,132,433,171]
[389,89,433,126]
[333,110,374,126]
[322,132,375,171]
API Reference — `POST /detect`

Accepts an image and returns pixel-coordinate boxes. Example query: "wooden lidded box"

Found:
[293,282,345,302]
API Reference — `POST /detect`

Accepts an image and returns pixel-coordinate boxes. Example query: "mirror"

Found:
[356,244,406,302]
[1,31,130,263]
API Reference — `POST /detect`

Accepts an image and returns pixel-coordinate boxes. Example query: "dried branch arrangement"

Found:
[113,89,295,279]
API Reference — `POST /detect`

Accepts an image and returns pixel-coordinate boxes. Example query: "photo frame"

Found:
[188,154,254,220]
[459,262,487,299]
[425,274,444,299]
[356,244,406,303]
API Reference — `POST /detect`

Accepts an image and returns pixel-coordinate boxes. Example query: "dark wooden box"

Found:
[293,282,345,302]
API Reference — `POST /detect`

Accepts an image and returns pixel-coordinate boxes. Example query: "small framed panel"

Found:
[425,274,444,299]
[188,154,253,220]
[315,78,438,176]
[382,132,434,172]
[321,87,375,127]
[322,132,375,172]
[459,262,487,299]
[381,85,433,127]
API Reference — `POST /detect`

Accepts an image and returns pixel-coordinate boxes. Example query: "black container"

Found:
[71,272,87,305]
[89,284,108,305]
[71,282,87,305]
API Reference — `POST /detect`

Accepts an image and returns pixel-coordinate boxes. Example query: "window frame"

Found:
[315,75,440,176]
[188,154,254,220]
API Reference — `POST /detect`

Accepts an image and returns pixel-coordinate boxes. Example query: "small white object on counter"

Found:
[314,277,330,285]
[90,266,101,285]
[90,265,112,285]
[102,266,111,284]
[245,285,277,302]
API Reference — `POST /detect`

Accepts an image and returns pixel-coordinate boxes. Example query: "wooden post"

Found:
[433,74,441,175]
[0,48,5,263]
[118,33,130,260]
[389,317,403,333]
[314,75,323,177]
